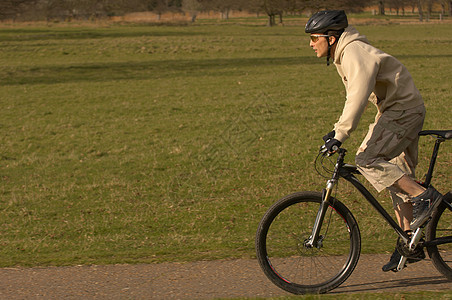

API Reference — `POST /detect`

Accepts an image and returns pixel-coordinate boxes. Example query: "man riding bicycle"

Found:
[304,10,443,271]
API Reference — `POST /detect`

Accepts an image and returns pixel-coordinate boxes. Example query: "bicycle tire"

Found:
[425,193,452,280]
[255,191,361,294]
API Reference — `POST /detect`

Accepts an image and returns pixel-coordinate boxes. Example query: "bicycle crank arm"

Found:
[409,227,423,251]
[396,256,408,272]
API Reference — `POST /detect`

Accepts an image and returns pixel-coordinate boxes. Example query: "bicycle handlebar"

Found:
[319,144,339,156]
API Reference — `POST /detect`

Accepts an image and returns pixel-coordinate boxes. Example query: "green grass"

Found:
[0,19,451,267]
[234,290,452,299]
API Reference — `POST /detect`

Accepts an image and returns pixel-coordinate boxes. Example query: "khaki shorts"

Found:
[355,105,426,208]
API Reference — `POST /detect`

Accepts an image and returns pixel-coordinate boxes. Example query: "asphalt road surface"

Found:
[1,254,451,299]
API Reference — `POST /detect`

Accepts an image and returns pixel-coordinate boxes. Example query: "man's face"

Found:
[309,34,330,58]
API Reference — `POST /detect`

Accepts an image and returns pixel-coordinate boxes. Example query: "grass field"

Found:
[263,290,452,299]
[262,290,452,299]
[0,18,451,267]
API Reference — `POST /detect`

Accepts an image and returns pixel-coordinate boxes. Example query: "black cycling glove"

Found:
[322,130,335,142]
[325,138,342,152]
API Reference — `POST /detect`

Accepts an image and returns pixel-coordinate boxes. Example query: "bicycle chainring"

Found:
[396,235,424,258]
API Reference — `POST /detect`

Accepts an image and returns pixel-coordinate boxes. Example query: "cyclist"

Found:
[304,10,443,271]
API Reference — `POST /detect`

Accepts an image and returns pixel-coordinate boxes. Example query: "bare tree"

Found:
[34,0,74,21]
[0,0,38,20]
[388,0,405,14]
[438,0,448,15]
[33,0,146,21]
[418,0,424,20]
[260,0,305,26]
[440,0,452,16]
[406,0,417,12]
[244,0,262,17]
[378,0,386,14]
[261,0,284,26]
[409,0,438,21]
[330,0,371,12]
[200,0,242,19]
[242,0,373,26]
[0,0,402,23]
[182,0,202,22]
[425,0,434,20]
[143,0,169,20]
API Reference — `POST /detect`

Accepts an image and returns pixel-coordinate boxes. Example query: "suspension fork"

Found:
[304,149,345,249]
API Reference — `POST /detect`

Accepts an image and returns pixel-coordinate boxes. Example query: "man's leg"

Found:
[394,201,413,231]
[354,106,427,271]
[394,175,425,198]
[393,174,442,229]
[382,193,425,272]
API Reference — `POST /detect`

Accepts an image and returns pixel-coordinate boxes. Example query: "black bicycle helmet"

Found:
[305,10,348,66]
[305,10,348,34]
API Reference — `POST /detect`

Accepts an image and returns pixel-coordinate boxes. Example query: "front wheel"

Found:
[255,191,361,294]
[425,192,452,280]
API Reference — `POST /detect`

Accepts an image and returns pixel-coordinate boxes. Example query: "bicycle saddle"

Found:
[419,130,452,139]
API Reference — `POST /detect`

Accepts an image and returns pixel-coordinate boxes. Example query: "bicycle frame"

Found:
[306,131,451,251]
[340,165,411,243]
[304,149,411,249]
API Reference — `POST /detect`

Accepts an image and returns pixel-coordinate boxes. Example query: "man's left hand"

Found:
[325,138,342,153]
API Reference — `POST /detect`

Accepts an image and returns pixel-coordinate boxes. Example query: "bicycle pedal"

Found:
[390,263,408,272]
[391,266,405,273]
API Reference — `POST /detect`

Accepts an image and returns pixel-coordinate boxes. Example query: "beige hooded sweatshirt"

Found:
[332,26,424,143]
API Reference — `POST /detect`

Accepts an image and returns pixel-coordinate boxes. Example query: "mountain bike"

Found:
[255,130,452,294]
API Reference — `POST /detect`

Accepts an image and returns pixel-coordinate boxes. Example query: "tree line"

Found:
[1,0,450,23]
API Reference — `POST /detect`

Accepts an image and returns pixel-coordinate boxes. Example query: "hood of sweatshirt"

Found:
[334,26,370,65]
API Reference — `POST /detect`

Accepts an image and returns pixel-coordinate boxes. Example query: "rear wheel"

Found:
[255,191,361,294]
[425,193,452,280]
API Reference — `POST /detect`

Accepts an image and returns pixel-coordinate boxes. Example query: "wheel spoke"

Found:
[256,192,360,294]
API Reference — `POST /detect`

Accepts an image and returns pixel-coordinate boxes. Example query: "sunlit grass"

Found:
[0,21,450,267]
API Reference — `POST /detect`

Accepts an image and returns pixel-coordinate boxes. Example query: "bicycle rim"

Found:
[256,191,361,294]
[426,196,452,280]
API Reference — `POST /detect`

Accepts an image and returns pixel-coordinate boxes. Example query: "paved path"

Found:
[1,254,451,299]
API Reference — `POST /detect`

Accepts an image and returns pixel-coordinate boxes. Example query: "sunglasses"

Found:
[310,35,329,43]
